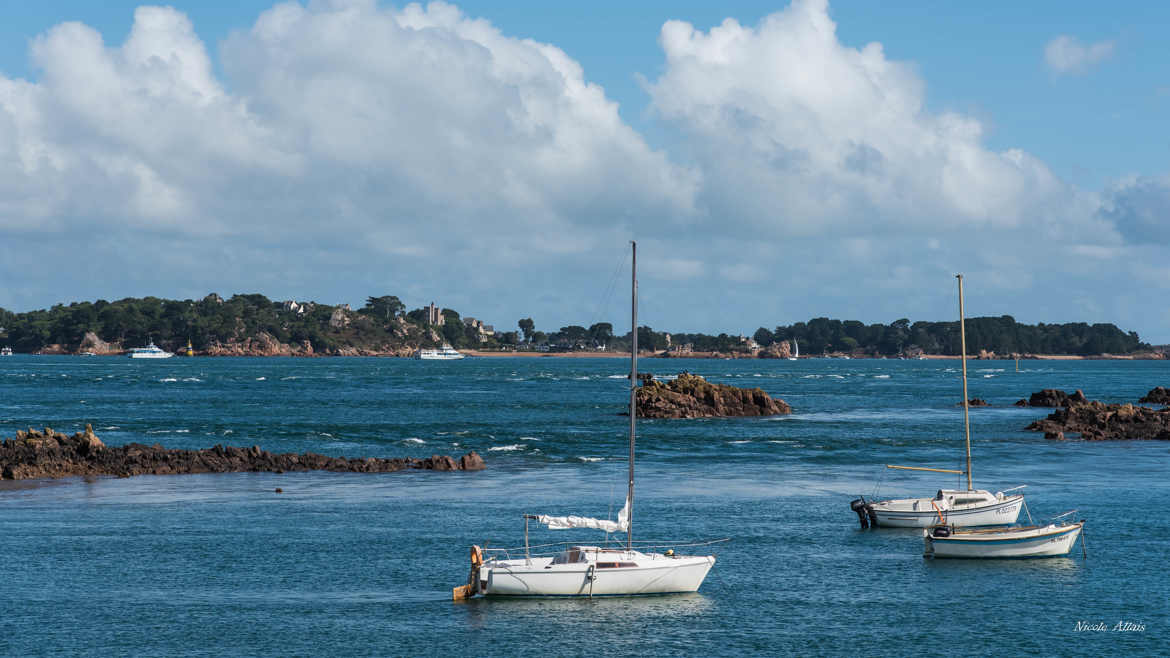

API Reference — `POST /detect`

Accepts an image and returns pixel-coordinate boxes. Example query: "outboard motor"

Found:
[850,497,876,529]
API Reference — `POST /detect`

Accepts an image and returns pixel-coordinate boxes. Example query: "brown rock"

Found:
[1139,387,1170,404]
[0,428,487,480]
[1025,398,1170,440]
[958,398,990,407]
[1020,389,1088,407]
[635,373,791,419]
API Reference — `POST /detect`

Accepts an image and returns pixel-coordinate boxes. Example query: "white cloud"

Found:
[1044,35,1114,74]
[646,0,1105,242]
[0,1,696,252]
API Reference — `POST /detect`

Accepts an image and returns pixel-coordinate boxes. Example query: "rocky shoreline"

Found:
[635,373,791,419]
[1,426,485,481]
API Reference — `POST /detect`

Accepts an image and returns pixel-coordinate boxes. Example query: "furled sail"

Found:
[538,497,629,533]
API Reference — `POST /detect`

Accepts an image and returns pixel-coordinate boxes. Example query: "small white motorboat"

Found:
[924,514,1084,559]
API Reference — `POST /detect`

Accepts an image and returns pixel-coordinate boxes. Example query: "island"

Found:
[1,425,485,480]
[635,373,791,419]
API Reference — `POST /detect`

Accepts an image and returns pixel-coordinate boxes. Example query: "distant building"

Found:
[425,302,445,326]
[282,300,306,315]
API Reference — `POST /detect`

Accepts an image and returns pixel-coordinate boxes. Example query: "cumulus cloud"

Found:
[1044,35,1115,74]
[646,0,1103,241]
[0,1,695,257]
[1099,175,1170,244]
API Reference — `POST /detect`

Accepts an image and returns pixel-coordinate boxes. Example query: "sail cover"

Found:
[538,497,629,533]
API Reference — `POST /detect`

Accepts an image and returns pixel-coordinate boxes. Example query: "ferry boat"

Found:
[1,346,12,356]
[128,341,174,359]
[414,344,464,360]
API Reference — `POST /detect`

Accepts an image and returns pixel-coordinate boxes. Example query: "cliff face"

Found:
[636,373,792,419]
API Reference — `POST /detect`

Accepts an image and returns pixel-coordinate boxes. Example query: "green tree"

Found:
[518,318,535,343]
[360,296,405,322]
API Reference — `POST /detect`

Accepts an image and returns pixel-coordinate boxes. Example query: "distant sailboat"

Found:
[788,339,799,361]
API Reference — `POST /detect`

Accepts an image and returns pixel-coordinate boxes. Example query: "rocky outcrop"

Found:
[1,425,485,480]
[329,307,351,329]
[77,332,120,355]
[1026,402,1170,441]
[758,342,793,359]
[1013,389,1088,407]
[958,398,990,407]
[1138,387,1170,405]
[635,373,791,419]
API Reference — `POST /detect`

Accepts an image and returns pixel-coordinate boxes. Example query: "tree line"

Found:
[0,294,1149,356]
[749,316,1147,356]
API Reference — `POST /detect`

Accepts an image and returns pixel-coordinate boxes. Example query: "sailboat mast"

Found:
[957,274,972,491]
[628,241,637,552]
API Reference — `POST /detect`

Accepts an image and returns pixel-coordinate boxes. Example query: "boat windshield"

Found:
[551,547,589,565]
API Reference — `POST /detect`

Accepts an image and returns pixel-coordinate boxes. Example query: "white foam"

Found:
[174,429,190,433]
[255,377,266,381]
[519,436,540,441]
[873,374,890,379]
[489,444,524,452]
[576,456,603,462]
[403,438,425,444]
[607,375,626,379]
[729,440,753,444]
[160,377,178,382]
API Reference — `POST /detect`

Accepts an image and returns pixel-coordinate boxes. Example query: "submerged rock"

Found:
[0,427,485,480]
[958,398,990,407]
[635,372,791,419]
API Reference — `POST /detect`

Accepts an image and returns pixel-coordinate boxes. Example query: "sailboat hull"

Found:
[925,522,1083,558]
[481,553,715,597]
[869,494,1023,528]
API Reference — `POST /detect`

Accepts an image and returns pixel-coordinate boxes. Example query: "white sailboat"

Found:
[850,275,1024,528]
[788,339,798,360]
[453,242,717,599]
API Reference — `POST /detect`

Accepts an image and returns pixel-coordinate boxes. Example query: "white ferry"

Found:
[1,346,12,356]
[128,341,174,359]
[414,344,465,360]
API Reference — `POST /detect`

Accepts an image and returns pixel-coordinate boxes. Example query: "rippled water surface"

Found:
[1,355,1167,655]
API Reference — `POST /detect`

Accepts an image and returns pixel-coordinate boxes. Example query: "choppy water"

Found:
[1,355,1167,655]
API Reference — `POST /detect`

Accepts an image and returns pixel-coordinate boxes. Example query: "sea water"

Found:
[0,356,1166,655]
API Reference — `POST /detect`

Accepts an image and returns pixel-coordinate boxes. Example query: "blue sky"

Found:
[1,0,1168,342]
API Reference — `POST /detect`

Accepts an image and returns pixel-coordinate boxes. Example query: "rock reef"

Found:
[1,425,485,480]
[1013,389,1088,407]
[635,373,791,419]
[1026,402,1170,441]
